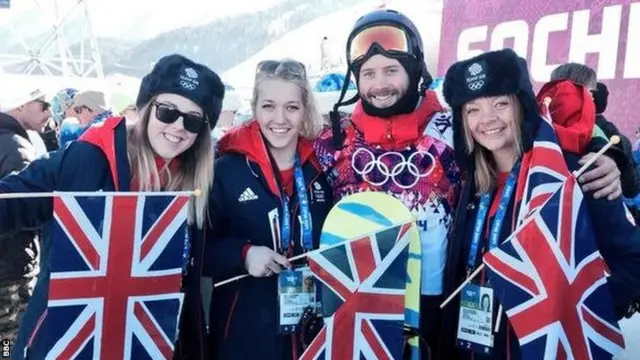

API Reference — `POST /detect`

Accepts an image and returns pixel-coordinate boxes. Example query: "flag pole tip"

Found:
[193,189,202,197]
[611,135,620,145]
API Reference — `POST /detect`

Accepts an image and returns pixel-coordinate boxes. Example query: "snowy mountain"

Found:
[0,0,374,76]
[111,0,372,76]
[222,0,444,89]
[0,0,444,84]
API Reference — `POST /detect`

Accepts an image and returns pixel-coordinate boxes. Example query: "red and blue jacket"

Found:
[204,121,333,360]
[0,117,208,359]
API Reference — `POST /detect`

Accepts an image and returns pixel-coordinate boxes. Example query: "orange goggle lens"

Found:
[349,25,410,63]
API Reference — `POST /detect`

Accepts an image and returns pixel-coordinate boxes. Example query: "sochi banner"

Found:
[438,0,640,137]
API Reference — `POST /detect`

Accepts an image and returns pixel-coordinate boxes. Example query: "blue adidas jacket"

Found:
[204,122,333,360]
[0,117,208,360]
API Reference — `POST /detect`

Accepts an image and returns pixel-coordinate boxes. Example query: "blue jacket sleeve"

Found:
[202,172,249,281]
[0,148,63,237]
[566,154,640,318]
[0,142,108,239]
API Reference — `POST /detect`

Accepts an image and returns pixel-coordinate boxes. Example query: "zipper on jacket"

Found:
[24,309,48,359]
[224,291,240,339]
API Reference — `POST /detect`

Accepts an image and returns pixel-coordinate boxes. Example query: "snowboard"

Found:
[301,192,421,359]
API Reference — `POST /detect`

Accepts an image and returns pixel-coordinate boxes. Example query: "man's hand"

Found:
[578,153,622,200]
[244,246,291,277]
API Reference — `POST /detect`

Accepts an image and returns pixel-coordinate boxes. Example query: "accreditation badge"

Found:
[456,284,495,355]
[278,266,317,333]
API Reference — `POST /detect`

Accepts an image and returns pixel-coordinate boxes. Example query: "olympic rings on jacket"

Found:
[350,147,436,189]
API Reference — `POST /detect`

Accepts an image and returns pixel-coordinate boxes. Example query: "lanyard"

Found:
[467,161,520,270]
[266,150,314,254]
[182,230,191,275]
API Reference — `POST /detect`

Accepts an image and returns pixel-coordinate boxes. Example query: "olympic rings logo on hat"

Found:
[468,80,485,91]
[179,67,200,91]
[465,61,486,91]
[180,80,197,91]
[350,148,436,189]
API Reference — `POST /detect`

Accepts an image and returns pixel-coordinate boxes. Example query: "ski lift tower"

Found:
[0,0,104,78]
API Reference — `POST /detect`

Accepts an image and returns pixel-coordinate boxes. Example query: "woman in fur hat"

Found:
[0,54,224,360]
[438,49,640,360]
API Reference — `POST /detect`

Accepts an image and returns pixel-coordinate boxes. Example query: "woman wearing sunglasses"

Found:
[205,59,333,360]
[0,54,224,360]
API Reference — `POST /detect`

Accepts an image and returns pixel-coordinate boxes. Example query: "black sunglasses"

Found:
[154,102,207,134]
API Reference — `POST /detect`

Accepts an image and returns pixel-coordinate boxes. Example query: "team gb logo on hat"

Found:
[180,67,200,91]
[465,62,486,92]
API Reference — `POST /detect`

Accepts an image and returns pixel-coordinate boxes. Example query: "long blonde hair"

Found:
[462,95,524,194]
[126,98,214,228]
[251,59,325,139]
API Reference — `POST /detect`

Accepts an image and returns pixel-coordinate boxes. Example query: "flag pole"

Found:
[573,135,620,178]
[0,189,202,199]
[439,133,620,310]
[439,264,485,309]
[213,250,315,288]
[214,220,414,288]
[494,305,503,332]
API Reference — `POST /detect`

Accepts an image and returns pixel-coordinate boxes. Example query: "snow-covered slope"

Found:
[222,0,444,89]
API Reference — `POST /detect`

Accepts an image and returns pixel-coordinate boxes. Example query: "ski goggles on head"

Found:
[153,102,207,134]
[348,25,412,64]
[256,59,307,78]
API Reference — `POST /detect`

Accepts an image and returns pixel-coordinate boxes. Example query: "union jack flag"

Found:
[41,194,190,360]
[299,223,413,360]
[483,110,625,359]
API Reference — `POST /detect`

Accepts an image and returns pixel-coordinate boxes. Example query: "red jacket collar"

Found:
[350,90,444,147]
[80,117,182,190]
[217,121,318,197]
[79,116,124,190]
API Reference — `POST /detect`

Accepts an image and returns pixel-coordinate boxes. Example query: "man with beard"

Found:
[313,9,624,358]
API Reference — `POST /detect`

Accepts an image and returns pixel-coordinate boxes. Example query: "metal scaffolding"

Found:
[0,0,104,78]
